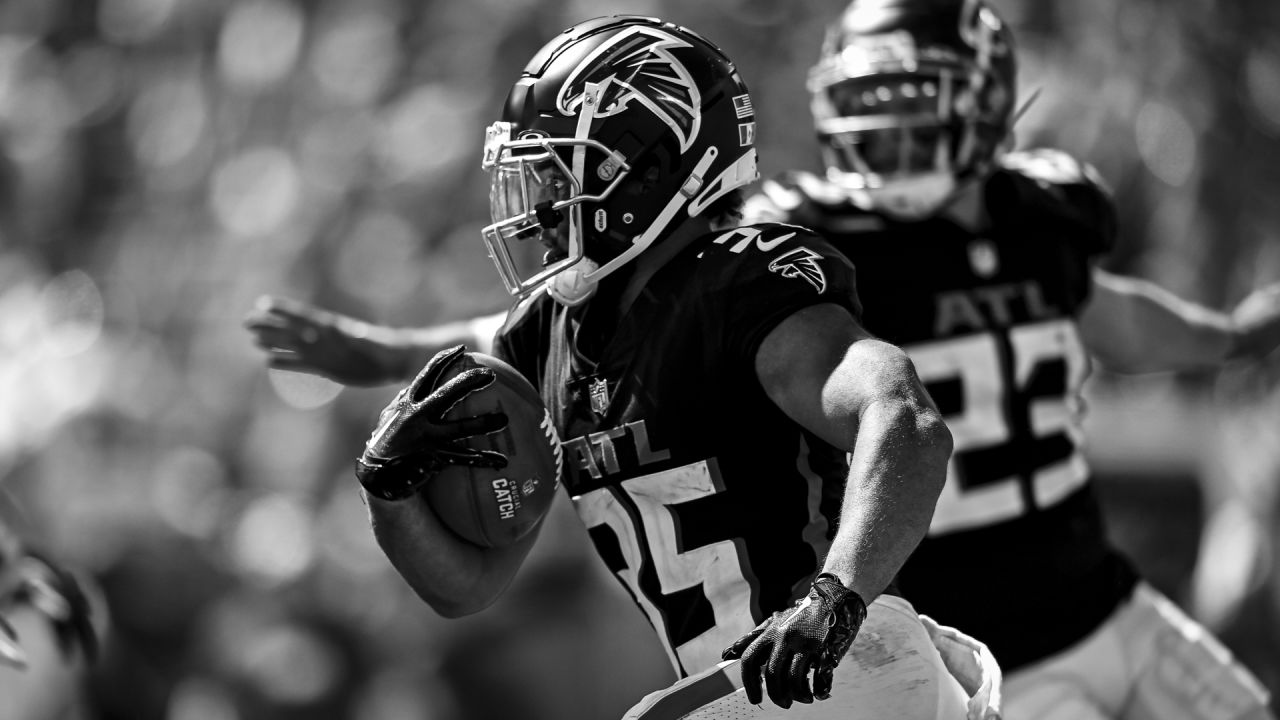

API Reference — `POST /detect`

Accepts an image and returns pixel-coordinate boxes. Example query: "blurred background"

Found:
[0,0,1277,718]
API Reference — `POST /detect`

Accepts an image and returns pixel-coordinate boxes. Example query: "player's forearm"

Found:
[387,313,509,380]
[365,493,528,617]
[821,398,951,602]
[1119,300,1232,371]
[1082,269,1234,372]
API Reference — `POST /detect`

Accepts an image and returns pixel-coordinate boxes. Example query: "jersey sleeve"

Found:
[700,224,863,367]
[1000,149,1118,260]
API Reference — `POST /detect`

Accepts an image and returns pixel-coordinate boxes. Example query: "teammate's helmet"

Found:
[481,15,759,305]
[809,0,1016,220]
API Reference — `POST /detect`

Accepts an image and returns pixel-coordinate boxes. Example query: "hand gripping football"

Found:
[425,352,562,548]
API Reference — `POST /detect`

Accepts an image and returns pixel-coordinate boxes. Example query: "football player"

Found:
[346,14,1001,718]
[737,1,1278,719]
[241,4,1280,719]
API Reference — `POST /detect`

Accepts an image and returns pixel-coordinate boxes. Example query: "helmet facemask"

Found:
[809,5,1015,221]
[481,116,631,305]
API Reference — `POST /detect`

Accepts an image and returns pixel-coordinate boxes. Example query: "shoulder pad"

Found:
[499,283,550,332]
[761,170,855,209]
[742,172,828,225]
[1000,149,1112,195]
[790,171,854,208]
[994,148,1116,257]
[745,171,883,234]
[741,188,793,225]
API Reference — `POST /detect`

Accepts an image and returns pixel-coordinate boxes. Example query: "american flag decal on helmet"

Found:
[768,247,828,294]
[732,94,754,119]
[556,27,701,152]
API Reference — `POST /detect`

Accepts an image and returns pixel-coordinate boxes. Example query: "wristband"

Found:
[812,572,867,640]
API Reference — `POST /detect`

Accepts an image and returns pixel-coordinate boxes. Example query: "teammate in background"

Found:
[246,2,1280,719]
[244,2,1280,712]
[329,14,1003,717]
[737,1,1278,718]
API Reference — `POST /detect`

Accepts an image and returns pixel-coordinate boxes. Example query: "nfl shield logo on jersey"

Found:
[589,377,611,415]
[968,239,1000,278]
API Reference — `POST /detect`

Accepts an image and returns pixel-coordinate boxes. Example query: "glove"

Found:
[0,548,99,667]
[356,345,509,501]
[721,573,866,708]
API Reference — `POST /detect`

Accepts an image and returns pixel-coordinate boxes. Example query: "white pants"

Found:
[622,595,1000,720]
[1003,582,1274,720]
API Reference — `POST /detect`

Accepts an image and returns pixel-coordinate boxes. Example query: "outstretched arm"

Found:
[243,295,507,386]
[1078,269,1280,373]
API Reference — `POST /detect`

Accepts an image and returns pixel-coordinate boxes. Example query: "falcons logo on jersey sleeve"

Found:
[768,247,828,294]
[556,26,701,152]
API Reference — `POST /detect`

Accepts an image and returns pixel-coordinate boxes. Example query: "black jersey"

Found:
[493,224,861,678]
[743,149,1139,671]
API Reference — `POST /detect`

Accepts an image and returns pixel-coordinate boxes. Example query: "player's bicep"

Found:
[755,303,920,450]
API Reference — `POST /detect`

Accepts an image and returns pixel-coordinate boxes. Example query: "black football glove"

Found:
[356,345,509,501]
[721,573,866,709]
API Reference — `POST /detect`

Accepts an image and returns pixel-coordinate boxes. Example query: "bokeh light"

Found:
[210,147,302,238]
[217,0,305,92]
[128,73,209,169]
[1135,101,1198,187]
[98,0,180,46]
[309,9,400,107]
[228,493,316,584]
[1243,43,1280,136]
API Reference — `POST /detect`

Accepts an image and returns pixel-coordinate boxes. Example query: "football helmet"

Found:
[809,0,1016,220]
[481,16,759,305]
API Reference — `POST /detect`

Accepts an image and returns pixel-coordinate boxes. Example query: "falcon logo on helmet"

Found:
[768,247,828,294]
[556,27,702,152]
[481,16,758,307]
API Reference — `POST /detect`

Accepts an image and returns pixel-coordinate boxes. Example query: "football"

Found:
[423,351,562,548]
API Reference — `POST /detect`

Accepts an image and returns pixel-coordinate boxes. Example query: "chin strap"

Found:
[548,144,721,307]
[580,144,720,290]
[547,258,600,306]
